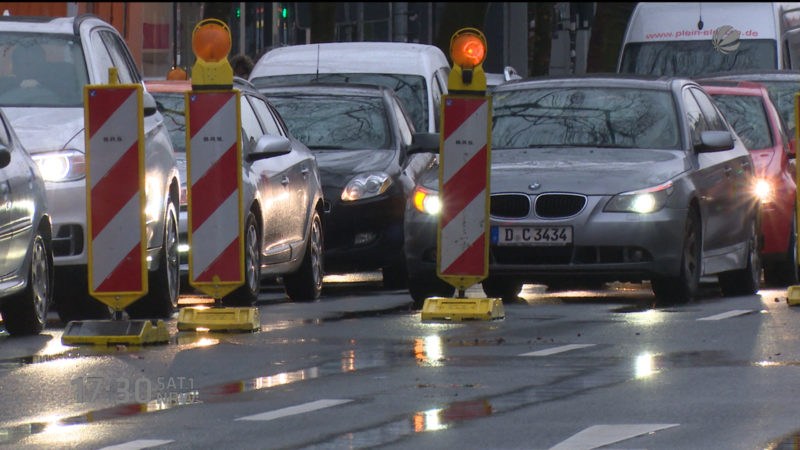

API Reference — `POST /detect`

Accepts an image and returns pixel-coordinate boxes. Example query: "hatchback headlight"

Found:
[341,172,392,201]
[412,186,441,215]
[31,150,85,182]
[605,182,673,214]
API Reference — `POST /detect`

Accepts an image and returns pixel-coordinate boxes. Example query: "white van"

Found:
[249,42,450,133]
[618,2,800,76]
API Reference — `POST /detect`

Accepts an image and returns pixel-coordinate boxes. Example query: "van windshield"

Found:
[619,40,777,77]
[252,73,427,132]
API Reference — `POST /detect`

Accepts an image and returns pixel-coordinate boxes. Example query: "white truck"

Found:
[617,2,800,76]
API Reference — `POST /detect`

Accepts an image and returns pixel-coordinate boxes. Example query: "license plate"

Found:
[491,226,573,246]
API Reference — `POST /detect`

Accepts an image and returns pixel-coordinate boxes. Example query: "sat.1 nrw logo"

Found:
[712,25,741,54]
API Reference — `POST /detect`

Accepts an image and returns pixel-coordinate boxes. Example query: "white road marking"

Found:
[99,439,174,450]
[235,399,352,422]
[697,309,754,321]
[550,423,679,449]
[519,344,596,357]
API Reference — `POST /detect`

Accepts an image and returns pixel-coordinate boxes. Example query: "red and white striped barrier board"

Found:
[437,95,492,290]
[85,84,147,310]
[186,91,244,298]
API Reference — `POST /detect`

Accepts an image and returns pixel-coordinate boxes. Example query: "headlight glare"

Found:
[341,172,392,201]
[754,178,773,203]
[605,182,673,214]
[412,186,441,215]
[31,150,85,182]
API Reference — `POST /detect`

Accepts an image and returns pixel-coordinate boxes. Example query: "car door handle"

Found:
[724,167,733,177]
[281,176,290,186]
[301,166,309,177]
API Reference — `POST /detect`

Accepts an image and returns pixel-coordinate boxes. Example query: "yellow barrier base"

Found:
[61,320,169,346]
[177,306,259,332]
[787,285,800,306]
[421,297,505,322]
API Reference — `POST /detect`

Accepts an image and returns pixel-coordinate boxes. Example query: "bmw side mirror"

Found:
[143,91,158,117]
[409,132,440,154]
[0,146,9,169]
[696,130,734,153]
[246,134,291,163]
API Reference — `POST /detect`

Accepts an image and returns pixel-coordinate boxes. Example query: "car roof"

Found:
[695,79,768,96]
[699,70,800,81]
[145,77,257,94]
[493,74,683,92]
[0,14,109,35]
[251,42,448,79]
[260,82,392,98]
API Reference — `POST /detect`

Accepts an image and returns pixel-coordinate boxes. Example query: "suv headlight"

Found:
[31,150,86,182]
[341,172,392,201]
[605,182,673,214]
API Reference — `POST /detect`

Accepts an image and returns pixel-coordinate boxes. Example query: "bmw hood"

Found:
[490,147,690,195]
[421,147,690,195]
[313,149,396,188]
[2,107,84,154]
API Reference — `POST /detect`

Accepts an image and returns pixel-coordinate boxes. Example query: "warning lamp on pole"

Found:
[191,18,234,90]
[447,28,488,94]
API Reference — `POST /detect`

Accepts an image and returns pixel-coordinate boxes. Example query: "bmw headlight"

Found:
[341,172,392,201]
[412,186,441,215]
[605,182,673,214]
[31,150,85,182]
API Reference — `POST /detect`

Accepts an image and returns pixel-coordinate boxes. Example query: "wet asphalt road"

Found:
[2,277,800,449]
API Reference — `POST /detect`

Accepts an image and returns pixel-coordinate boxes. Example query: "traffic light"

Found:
[447,28,488,92]
[236,7,241,19]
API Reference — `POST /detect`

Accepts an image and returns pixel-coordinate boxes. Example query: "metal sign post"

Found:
[787,93,800,306]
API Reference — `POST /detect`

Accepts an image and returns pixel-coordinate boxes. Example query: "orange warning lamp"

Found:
[448,28,487,93]
[191,18,233,89]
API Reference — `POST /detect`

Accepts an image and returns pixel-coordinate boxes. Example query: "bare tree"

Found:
[434,3,489,63]
[529,2,553,77]
[310,3,337,43]
[586,3,636,73]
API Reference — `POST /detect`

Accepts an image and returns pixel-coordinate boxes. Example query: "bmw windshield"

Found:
[0,32,88,107]
[492,87,681,150]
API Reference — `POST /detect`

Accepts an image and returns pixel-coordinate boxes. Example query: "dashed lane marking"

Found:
[550,423,679,449]
[697,309,755,321]
[519,344,596,357]
[99,439,174,450]
[235,399,353,422]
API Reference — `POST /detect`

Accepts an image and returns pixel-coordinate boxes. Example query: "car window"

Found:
[247,95,282,136]
[152,92,186,152]
[390,97,413,147]
[99,31,139,84]
[491,86,681,150]
[0,32,88,107]
[760,81,798,138]
[240,95,264,153]
[268,93,392,150]
[252,73,429,132]
[710,94,773,150]
[683,88,707,148]
[690,88,728,132]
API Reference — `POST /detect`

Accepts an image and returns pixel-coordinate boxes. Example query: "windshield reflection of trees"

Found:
[153,94,186,152]
[271,96,392,150]
[492,87,680,150]
[710,94,771,150]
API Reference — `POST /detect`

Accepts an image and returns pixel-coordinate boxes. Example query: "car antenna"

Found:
[314,44,320,82]
[697,2,704,30]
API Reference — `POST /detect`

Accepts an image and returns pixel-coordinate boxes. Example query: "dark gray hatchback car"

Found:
[262,83,435,288]
[404,75,761,307]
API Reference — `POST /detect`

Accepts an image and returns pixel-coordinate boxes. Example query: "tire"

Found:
[221,211,261,306]
[54,267,112,323]
[651,208,701,305]
[382,258,409,290]
[482,277,523,302]
[2,233,53,335]
[408,275,455,309]
[127,201,180,319]
[284,211,324,302]
[764,212,798,286]
[719,216,761,297]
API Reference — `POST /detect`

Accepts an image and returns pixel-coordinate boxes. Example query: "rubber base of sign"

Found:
[61,320,169,346]
[420,297,505,322]
[787,285,800,306]
[177,306,259,332]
